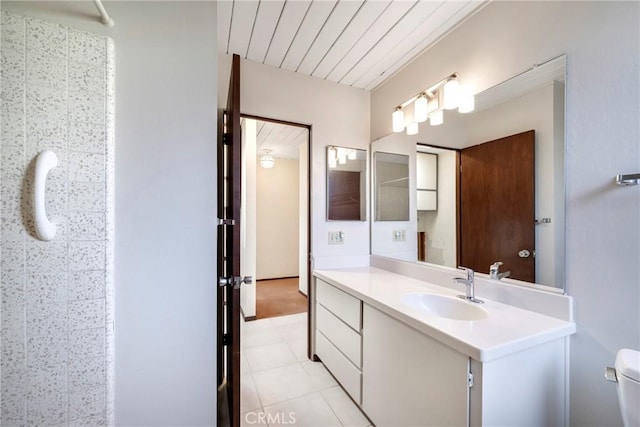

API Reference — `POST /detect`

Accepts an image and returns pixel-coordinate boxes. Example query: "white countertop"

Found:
[314,266,576,362]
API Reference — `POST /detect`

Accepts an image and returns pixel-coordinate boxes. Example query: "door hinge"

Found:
[223,133,231,145]
[222,333,230,346]
[217,218,235,226]
[219,276,253,289]
[468,371,474,388]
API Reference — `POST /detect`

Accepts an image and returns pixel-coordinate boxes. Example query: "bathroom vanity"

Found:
[312,262,575,427]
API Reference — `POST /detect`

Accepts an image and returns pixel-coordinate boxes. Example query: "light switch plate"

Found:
[392,229,406,242]
[329,231,344,245]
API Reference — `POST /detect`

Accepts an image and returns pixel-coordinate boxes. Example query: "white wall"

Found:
[299,142,309,294]
[371,2,640,425]
[241,119,257,318]
[218,54,371,270]
[371,134,417,261]
[419,150,457,268]
[1,2,219,425]
[256,158,299,280]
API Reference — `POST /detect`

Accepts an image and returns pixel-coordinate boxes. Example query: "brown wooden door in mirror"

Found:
[328,170,361,220]
[459,130,535,282]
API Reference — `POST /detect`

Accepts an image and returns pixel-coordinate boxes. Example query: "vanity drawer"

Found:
[316,279,361,331]
[316,330,362,403]
[317,304,362,367]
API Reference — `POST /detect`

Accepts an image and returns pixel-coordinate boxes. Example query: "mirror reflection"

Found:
[326,146,367,221]
[371,55,566,290]
[374,152,410,221]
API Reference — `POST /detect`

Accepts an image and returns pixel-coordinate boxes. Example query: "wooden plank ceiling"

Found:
[227,1,489,160]
[218,0,487,91]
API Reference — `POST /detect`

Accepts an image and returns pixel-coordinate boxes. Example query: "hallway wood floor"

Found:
[256,277,307,319]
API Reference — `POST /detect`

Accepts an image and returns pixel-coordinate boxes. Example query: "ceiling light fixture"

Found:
[260,150,275,168]
[390,73,474,132]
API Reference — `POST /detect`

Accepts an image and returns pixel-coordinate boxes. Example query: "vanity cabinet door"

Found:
[362,304,469,426]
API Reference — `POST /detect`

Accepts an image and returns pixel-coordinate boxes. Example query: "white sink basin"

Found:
[401,293,489,321]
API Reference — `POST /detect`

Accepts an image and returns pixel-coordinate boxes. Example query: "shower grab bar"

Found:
[93,0,114,27]
[33,150,58,241]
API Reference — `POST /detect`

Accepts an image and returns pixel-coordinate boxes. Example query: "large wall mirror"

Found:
[327,146,367,221]
[371,55,566,291]
[374,152,410,221]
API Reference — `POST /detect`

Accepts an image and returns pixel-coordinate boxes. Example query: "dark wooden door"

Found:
[459,130,535,282]
[217,54,242,427]
[328,170,361,220]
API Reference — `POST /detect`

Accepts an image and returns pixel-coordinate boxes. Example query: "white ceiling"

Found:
[219,0,488,91]
[243,118,309,159]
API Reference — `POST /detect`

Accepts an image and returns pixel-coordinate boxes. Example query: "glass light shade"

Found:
[406,122,419,135]
[414,95,428,123]
[429,110,444,126]
[427,95,438,113]
[443,78,460,110]
[458,92,475,113]
[337,147,347,164]
[347,149,357,160]
[260,154,275,168]
[392,107,405,133]
[328,147,337,169]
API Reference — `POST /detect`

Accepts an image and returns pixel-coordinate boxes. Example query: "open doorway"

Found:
[239,116,310,321]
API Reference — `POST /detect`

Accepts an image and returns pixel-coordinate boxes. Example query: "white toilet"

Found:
[607,349,640,427]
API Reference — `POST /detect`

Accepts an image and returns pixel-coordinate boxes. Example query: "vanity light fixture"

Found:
[329,146,359,168]
[406,122,419,135]
[429,110,444,126]
[260,150,275,169]
[392,107,405,133]
[391,73,474,132]
[337,147,347,165]
[427,95,439,113]
[442,77,460,110]
[414,93,428,123]
[328,146,337,169]
[458,89,475,113]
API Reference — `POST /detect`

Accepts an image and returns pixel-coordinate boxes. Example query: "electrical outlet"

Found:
[392,229,406,242]
[328,231,344,245]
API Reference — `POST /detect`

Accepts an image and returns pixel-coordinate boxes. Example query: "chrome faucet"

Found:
[454,267,483,304]
[489,261,511,280]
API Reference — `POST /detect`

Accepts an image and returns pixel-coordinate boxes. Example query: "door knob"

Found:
[518,249,531,258]
[218,276,253,288]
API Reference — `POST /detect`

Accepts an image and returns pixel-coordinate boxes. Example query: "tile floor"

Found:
[241,312,371,427]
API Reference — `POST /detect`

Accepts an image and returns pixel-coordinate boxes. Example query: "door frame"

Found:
[240,113,313,355]
[416,143,461,267]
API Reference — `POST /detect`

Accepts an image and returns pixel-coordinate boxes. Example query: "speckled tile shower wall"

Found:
[0,12,115,426]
